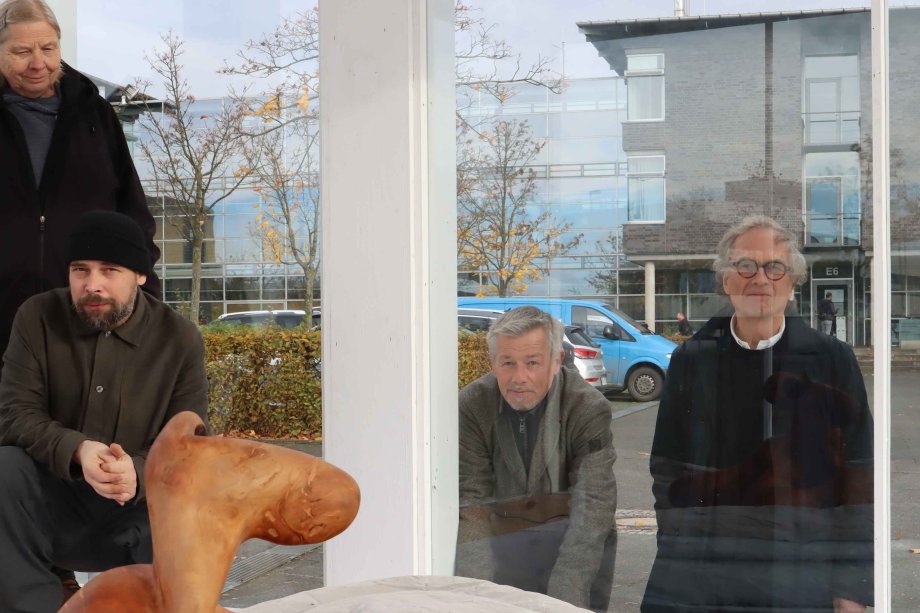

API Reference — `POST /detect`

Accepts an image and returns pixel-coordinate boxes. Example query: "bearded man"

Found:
[0,210,209,613]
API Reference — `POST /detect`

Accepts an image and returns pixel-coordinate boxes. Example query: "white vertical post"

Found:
[871,0,891,609]
[645,261,656,331]
[319,0,457,585]
[47,0,77,65]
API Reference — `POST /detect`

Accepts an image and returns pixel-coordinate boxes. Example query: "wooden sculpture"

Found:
[60,411,360,612]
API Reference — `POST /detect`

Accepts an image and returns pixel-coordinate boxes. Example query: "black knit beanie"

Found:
[67,211,150,275]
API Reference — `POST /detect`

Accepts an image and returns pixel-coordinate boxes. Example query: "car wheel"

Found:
[627,366,662,402]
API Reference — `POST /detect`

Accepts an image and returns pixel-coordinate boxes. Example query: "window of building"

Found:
[803,55,859,145]
[627,155,665,222]
[625,53,664,121]
[804,151,860,246]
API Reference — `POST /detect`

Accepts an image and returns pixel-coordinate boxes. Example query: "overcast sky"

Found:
[75,0,872,97]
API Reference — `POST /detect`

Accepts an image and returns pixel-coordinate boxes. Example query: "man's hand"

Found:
[74,441,137,505]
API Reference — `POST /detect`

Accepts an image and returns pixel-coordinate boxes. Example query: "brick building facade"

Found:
[580,8,920,346]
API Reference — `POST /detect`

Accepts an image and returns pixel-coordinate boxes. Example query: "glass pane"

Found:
[627,53,664,72]
[628,177,665,222]
[628,156,665,174]
[627,75,664,121]
[890,5,920,606]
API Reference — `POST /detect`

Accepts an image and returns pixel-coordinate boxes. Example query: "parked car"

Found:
[457,297,675,401]
[456,308,609,389]
[564,325,608,387]
[214,309,321,329]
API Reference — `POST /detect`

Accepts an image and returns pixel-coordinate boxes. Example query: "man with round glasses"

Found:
[642,216,873,612]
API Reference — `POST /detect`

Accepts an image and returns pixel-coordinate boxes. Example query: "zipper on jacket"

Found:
[39,215,46,281]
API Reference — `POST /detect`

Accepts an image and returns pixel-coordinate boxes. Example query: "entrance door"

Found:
[813,281,851,343]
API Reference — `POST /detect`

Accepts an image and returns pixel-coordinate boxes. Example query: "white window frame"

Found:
[802,54,860,145]
[626,154,666,224]
[625,52,665,122]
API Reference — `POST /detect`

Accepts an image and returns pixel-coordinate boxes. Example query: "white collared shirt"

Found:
[730,314,785,350]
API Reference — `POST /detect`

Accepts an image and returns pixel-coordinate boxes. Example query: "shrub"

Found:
[204,327,494,438]
[458,332,491,389]
[203,326,321,438]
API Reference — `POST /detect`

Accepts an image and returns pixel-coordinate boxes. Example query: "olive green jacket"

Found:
[457,366,618,608]
[0,288,209,501]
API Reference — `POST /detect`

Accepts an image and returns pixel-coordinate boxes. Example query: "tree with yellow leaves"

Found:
[458,119,580,297]
[244,120,320,307]
[137,32,252,323]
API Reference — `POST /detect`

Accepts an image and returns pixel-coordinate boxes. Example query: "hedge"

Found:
[204,326,494,438]
[203,325,322,438]
[458,332,492,389]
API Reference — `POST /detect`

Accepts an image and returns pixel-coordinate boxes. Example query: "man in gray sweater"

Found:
[0,211,209,612]
[456,306,618,612]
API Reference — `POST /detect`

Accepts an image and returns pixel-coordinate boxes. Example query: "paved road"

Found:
[220,374,920,611]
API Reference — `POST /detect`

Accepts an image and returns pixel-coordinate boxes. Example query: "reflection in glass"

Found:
[803,55,859,145]
[225,277,261,302]
[457,308,617,611]
[804,152,860,246]
[644,218,873,611]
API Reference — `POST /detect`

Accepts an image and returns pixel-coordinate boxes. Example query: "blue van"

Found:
[457,297,675,401]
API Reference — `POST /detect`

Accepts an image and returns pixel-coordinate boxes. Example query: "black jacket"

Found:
[0,65,161,358]
[642,316,873,612]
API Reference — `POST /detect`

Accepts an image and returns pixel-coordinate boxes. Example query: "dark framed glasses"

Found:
[731,258,789,281]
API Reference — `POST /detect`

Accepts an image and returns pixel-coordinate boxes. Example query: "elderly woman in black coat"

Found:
[0,0,161,361]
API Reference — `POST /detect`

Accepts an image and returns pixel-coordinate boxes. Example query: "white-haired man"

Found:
[643,216,873,612]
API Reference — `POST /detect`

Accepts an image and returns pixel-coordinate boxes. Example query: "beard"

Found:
[73,291,137,331]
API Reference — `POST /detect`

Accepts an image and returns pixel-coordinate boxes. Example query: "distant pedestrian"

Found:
[676,312,692,336]
[817,292,838,335]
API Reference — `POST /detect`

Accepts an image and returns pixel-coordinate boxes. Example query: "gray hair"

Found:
[0,0,60,44]
[486,306,563,360]
[713,215,807,287]
[0,0,62,91]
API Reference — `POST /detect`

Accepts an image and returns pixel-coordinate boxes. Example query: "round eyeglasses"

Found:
[731,258,789,281]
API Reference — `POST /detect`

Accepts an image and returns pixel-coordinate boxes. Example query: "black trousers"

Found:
[0,446,152,613]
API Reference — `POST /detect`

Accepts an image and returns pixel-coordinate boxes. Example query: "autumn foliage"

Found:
[457,118,581,296]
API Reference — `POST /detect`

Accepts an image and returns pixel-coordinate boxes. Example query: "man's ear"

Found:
[136,274,148,286]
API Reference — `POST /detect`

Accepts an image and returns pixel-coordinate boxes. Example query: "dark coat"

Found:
[0,288,208,502]
[642,316,873,612]
[0,65,161,359]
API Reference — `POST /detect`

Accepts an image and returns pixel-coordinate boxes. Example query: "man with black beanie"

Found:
[0,211,209,612]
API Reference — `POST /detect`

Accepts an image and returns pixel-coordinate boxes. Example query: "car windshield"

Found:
[601,303,653,335]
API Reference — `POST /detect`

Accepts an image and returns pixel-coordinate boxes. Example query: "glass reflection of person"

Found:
[642,216,873,613]
[455,306,617,612]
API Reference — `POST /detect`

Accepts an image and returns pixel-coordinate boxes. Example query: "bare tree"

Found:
[220,8,318,135]
[221,2,562,300]
[244,120,320,307]
[457,119,580,296]
[221,3,559,131]
[138,32,252,323]
[454,1,559,105]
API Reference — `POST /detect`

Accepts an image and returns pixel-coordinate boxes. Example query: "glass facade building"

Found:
[139,79,654,323]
